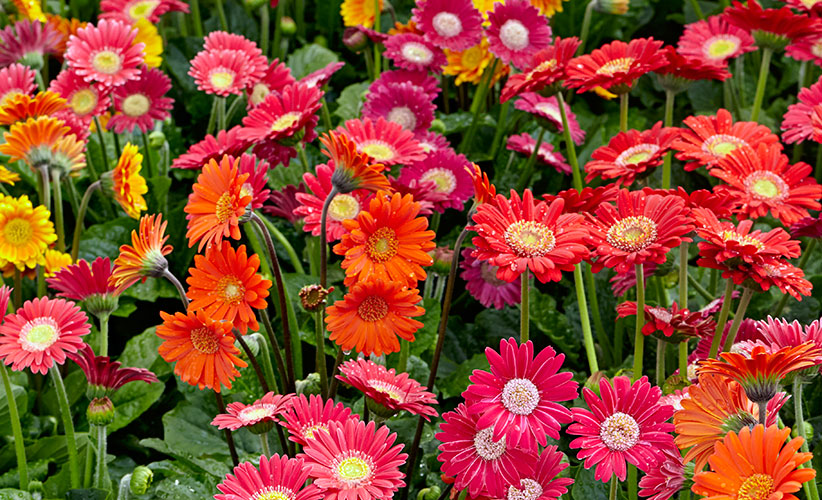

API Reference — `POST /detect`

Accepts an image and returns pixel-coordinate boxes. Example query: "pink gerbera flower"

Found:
[0,297,91,375]
[237,153,270,210]
[240,82,323,144]
[514,93,585,145]
[211,392,294,432]
[246,58,295,108]
[336,117,426,166]
[47,257,121,315]
[791,213,822,239]
[506,133,571,174]
[783,79,822,145]
[171,125,250,170]
[263,184,306,224]
[68,343,157,397]
[337,358,438,420]
[786,0,822,14]
[299,61,346,90]
[677,15,755,67]
[281,394,359,446]
[188,49,250,97]
[585,122,679,186]
[299,419,408,500]
[412,0,482,51]
[203,31,268,82]
[415,130,450,154]
[383,33,447,73]
[374,69,440,100]
[459,247,521,309]
[568,376,676,482]
[100,0,189,24]
[486,0,551,70]
[362,81,435,134]
[786,33,822,66]
[758,316,822,372]
[637,448,688,500]
[397,148,473,212]
[610,262,656,297]
[215,454,323,500]
[49,68,110,119]
[65,19,144,87]
[504,446,575,500]
[0,20,60,68]
[107,66,173,133]
[294,163,372,242]
[463,338,578,450]
[0,63,36,105]
[436,403,534,498]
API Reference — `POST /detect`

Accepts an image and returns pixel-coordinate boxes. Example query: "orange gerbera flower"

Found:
[466,162,496,206]
[325,278,424,356]
[184,154,251,252]
[320,131,390,194]
[109,213,173,294]
[186,241,271,334]
[0,115,85,175]
[46,14,86,55]
[692,425,815,500]
[156,309,247,392]
[674,374,787,472]
[0,91,66,125]
[333,191,436,287]
[109,143,147,219]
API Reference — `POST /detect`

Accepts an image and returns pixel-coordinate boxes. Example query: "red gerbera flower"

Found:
[565,38,666,94]
[616,301,716,343]
[745,258,813,300]
[264,184,306,224]
[68,343,157,397]
[107,66,173,133]
[215,454,323,500]
[171,125,250,170]
[542,185,619,216]
[65,19,145,87]
[486,0,551,70]
[786,0,822,14]
[280,394,359,446]
[723,0,821,50]
[240,81,323,144]
[337,358,438,419]
[211,392,294,432]
[501,36,581,102]
[246,58,295,108]
[336,117,426,167]
[677,15,755,67]
[782,79,822,145]
[791,213,822,239]
[585,122,679,185]
[654,46,731,93]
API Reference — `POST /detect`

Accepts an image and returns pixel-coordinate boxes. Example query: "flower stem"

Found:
[259,5,270,56]
[162,269,190,310]
[397,338,410,373]
[708,280,735,359]
[632,264,645,381]
[515,127,546,191]
[458,59,498,154]
[12,270,21,309]
[750,47,773,123]
[0,363,27,489]
[214,391,239,466]
[259,213,305,274]
[628,465,638,500]
[688,0,704,20]
[259,432,271,457]
[83,440,92,488]
[140,130,154,180]
[678,341,688,379]
[558,92,583,192]
[757,400,767,427]
[51,367,81,489]
[584,264,610,364]
[236,333,271,393]
[94,425,108,490]
[687,272,713,302]
[574,264,599,374]
[793,377,821,500]
[271,0,283,58]
[98,313,110,358]
[520,269,530,343]
[314,310,328,398]
[327,345,345,399]
[721,287,754,353]
[259,307,290,394]
[656,339,666,386]
[661,90,675,189]
[578,0,596,55]
[619,92,629,132]
[93,117,110,171]
[253,332,279,393]
[38,165,51,212]
[319,187,338,289]
[215,0,228,30]
[489,100,510,159]
[190,0,203,37]
[373,0,381,78]
[774,238,816,316]
[609,475,618,500]
[52,171,65,252]
[298,143,310,173]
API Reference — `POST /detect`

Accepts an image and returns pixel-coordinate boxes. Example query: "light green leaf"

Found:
[287,44,339,79]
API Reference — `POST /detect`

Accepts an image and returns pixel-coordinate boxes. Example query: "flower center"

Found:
[215,192,235,223]
[360,141,395,161]
[596,57,635,76]
[616,144,660,166]
[480,261,506,286]
[70,88,98,115]
[744,171,789,201]
[189,326,219,354]
[473,427,506,461]
[507,478,544,500]
[250,82,270,106]
[534,102,561,122]
[703,134,747,157]
[216,275,246,305]
[803,0,822,6]
[328,194,360,221]
[19,317,59,352]
[270,111,302,133]
[721,230,765,250]
[358,295,389,322]
[249,487,295,500]
[387,106,417,130]
[504,220,556,258]
[501,378,541,415]
[460,46,483,68]
[531,59,557,75]
[401,42,434,64]
[3,218,32,246]
[334,454,373,486]
[647,306,673,323]
[499,19,529,51]
[812,41,822,58]
[607,216,658,252]
[92,50,123,74]
[367,379,404,402]
[737,473,775,500]
[209,70,235,90]
[303,423,326,440]
[432,12,463,38]
[238,405,277,423]
[420,168,458,194]
[366,226,399,262]
[0,90,23,106]
[122,93,150,117]
[599,411,640,451]
[705,36,740,60]
[128,0,158,19]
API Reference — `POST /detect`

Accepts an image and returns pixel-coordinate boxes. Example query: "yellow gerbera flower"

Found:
[340,0,383,28]
[529,0,566,16]
[43,248,73,277]
[0,195,57,270]
[444,37,510,86]
[0,91,67,126]
[133,18,163,68]
[0,166,20,185]
[0,116,85,176]
[11,0,46,21]
[109,143,148,219]
[473,0,502,22]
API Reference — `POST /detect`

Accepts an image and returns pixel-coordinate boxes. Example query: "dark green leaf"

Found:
[66,489,110,500]
[287,44,339,79]
[437,353,487,400]
[0,382,26,436]
[410,298,441,357]
[571,465,610,500]
[332,82,369,121]
[79,217,137,261]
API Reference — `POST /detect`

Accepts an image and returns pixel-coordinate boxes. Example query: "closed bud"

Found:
[429,119,446,135]
[299,284,333,312]
[296,372,322,395]
[280,16,297,36]
[87,397,115,426]
[148,130,166,149]
[593,0,629,15]
[343,27,369,52]
[130,466,154,495]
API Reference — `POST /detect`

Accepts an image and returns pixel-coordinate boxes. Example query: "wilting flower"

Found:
[412,0,482,51]
[109,213,172,293]
[69,343,157,398]
[486,0,551,70]
[337,358,438,419]
[107,66,173,133]
[616,301,715,343]
[362,81,436,134]
[215,454,323,500]
[280,394,359,446]
[65,19,145,87]
[501,36,581,102]
[0,194,56,270]
[460,248,521,309]
[585,122,679,185]
[566,38,666,94]
[676,15,755,67]
[336,117,426,166]
[171,126,250,170]
[211,392,294,432]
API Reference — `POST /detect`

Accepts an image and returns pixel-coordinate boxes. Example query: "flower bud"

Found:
[429,119,446,135]
[87,397,115,427]
[299,284,334,312]
[281,16,297,36]
[130,466,154,495]
[296,372,322,395]
[148,130,166,149]
[85,294,119,319]
[593,0,629,15]
[343,27,369,52]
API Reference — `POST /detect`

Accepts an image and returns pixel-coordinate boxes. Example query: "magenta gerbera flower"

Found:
[459,247,521,309]
[299,418,408,500]
[374,69,441,100]
[47,257,121,317]
[107,66,173,133]
[383,33,447,73]
[362,81,436,134]
[49,68,110,119]
[280,394,359,446]
[506,133,571,174]
[397,148,473,212]
[237,153,270,210]
[240,81,323,144]
[415,130,450,154]
[246,58,295,108]
[514,93,585,145]
[68,343,157,397]
[215,454,323,500]
[299,61,345,90]
[337,358,438,420]
[486,0,551,70]
[211,392,294,432]
[436,403,534,498]
[637,447,688,500]
[0,63,36,105]
[463,338,578,450]
[203,31,268,82]
[412,0,482,51]
[783,79,822,145]
[504,446,575,500]
[0,19,60,69]
[171,125,251,170]
[676,15,755,67]
[568,376,676,482]
[65,19,144,87]
[99,0,189,23]
[336,117,426,166]
[188,49,250,97]
[294,162,371,241]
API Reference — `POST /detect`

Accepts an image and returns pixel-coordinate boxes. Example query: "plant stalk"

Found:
[51,367,81,488]
[52,171,65,252]
[314,310,329,398]
[214,391,239,466]
[619,92,629,132]
[558,92,583,191]
[632,264,645,381]
[0,363,27,489]
[721,287,754,353]
[750,47,773,123]
[574,264,599,374]
[520,269,530,343]
[661,90,675,189]
[708,280,735,359]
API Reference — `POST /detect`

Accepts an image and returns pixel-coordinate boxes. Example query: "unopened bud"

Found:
[280,16,297,36]
[130,466,154,495]
[148,130,166,149]
[299,284,333,312]
[87,397,115,426]
[343,27,369,52]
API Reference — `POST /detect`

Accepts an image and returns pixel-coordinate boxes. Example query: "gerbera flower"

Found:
[444,36,510,86]
[264,184,305,224]
[362,82,435,134]
[300,61,346,90]
[299,418,407,500]
[542,185,619,216]
[514,93,585,145]
[782,79,822,145]
[69,343,157,398]
[107,143,148,219]
[786,33,822,66]
[0,195,56,270]
[326,278,424,356]
[501,36,581,102]
[746,259,812,300]
[49,68,109,119]
[336,117,426,166]
[99,0,188,24]
[0,91,67,126]
[320,131,391,193]
[246,58,295,108]
[0,116,86,175]
[723,0,820,51]
[170,125,250,170]
[109,213,172,294]
[0,63,37,105]
[0,297,90,375]
[0,166,20,185]
[340,0,383,28]
[587,189,693,274]
[759,317,822,373]
[11,0,45,21]
[132,18,162,68]
[397,148,473,212]
[437,403,534,498]
[216,454,323,500]
[48,257,120,316]
[506,133,571,174]
[616,301,715,343]
[786,0,822,14]
[383,33,447,73]
[374,70,441,100]
[188,49,250,97]
[502,446,573,500]
[186,241,271,334]
[654,46,731,93]
[692,425,815,500]
[0,20,60,69]
[281,394,359,446]
[585,122,679,185]
[106,66,173,133]
[791,212,822,239]
[637,448,688,500]
[183,154,251,252]
[486,0,551,70]
[156,309,246,392]
[467,162,498,207]
[460,247,521,309]
[203,31,267,82]
[211,392,294,432]
[568,376,676,482]
[337,358,437,419]
[233,153,269,211]
[566,38,666,94]
[240,82,323,145]
[711,144,822,226]
[333,191,436,287]
[464,338,578,449]
[412,0,482,51]
[676,15,755,67]
[65,19,144,87]
[295,163,371,242]
[46,15,86,57]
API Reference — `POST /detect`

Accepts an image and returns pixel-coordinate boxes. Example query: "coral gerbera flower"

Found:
[566,38,666,94]
[203,31,267,82]
[239,81,323,144]
[0,115,85,175]
[184,154,251,252]
[692,425,815,500]
[336,117,426,167]
[444,37,510,86]
[362,81,436,134]
[216,454,323,500]
[65,19,144,87]
[246,59,295,108]
[383,33,448,73]
[171,125,250,170]
[299,418,408,500]
[49,68,109,119]
[746,258,812,300]
[320,130,391,193]
[514,93,585,145]
[486,0,551,70]
[108,143,148,219]
[782,79,822,145]
[294,163,371,242]
[568,376,676,482]
[412,0,482,51]
[460,247,521,309]
[68,343,157,398]
[109,213,172,294]
[325,278,424,356]
[0,91,66,126]
[397,148,473,212]
[336,358,438,419]
[48,257,119,315]
[188,49,250,97]
[616,301,715,343]
[340,0,383,28]
[0,195,56,270]
[333,191,436,287]
[281,394,359,446]
[464,338,579,449]
[759,317,822,374]
[0,63,37,106]
[677,15,755,67]
[585,122,679,185]
[506,133,571,174]
[723,0,820,51]
[156,309,246,391]
[654,46,731,93]
[211,392,294,432]
[501,36,581,102]
[542,185,619,216]
[0,297,90,375]
[107,66,173,133]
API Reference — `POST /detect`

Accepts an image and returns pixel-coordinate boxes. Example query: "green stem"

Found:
[245,223,273,278]
[609,475,618,500]
[94,425,108,490]
[236,334,271,393]
[750,47,773,123]
[489,100,510,159]
[688,0,704,19]
[578,0,596,55]
[628,465,637,500]
[321,97,333,131]
[37,263,45,300]
[83,442,92,488]
[259,307,290,394]
[225,95,245,126]
[558,92,583,192]
[253,332,279,393]
[162,269,190,309]
[215,0,228,30]
[259,432,271,457]
[584,264,610,364]
[656,339,666,386]
[51,367,80,488]
[206,97,218,136]
[140,130,154,180]
[52,171,65,252]
[632,264,645,381]
[793,378,821,500]
[259,5,270,57]
[93,117,111,172]
[98,313,110,358]
[112,131,121,160]
[373,0,381,78]
[327,346,345,399]
[38,165,51,212]
[678,341,688,378]
[458,59,498,153]
[214,391,239,466]
[661,90,675,189]
[774,238,816,316]
[298,143,310,173]
[217,97,227,132]
[679,243,689,307]
[0,363,27,489]
[619,92,629,132]
[271,0,282,58]
[709,268,719,296]
[516,127,546,191]
[314,310,329,398]
[397,338,410,373]
[190,0,203,36]
[260,215,305,274]
[709,280,735,359]
[520,269,530,343]
[721,288,754,353]
[574,264,599,374]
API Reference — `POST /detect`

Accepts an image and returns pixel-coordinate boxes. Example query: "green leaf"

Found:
[571,465,610,500]
[0,489,32,500]
[153,474,217,499]
[437,353,487,400]
[117,327,170,377]
[79,217,137,262]
[0,460,48,488]
[148,175,172,215]
[531,288,581,362]
[66,489,110,500]
[438,112,473,134]
[287,44,339,79]
[120,277,178,303]
[332,82,369,121]
[0,382,26,436]
[110,382,165,433]
[410,298,441,357]
[161,403,228,458]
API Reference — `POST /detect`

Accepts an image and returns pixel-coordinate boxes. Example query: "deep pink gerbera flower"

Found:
[65,19,144,87]
[203,31,268,82]
[412,0,482,51]
[299,61,345,90]
[188,49,250,97]
[585,122,679,186]
[486,0,551,70]
[0,20,60,68]
[336,117,426,166]
[68,343,157,397]
[0,297,91,375]
[389,176,449,216]
[107,66,173,133]
[758,316,822,372]
[397,148,473,212]
[0,63,36,105]
[236,153,270,210]
[783,79,822,145]
[610,262,656,297]
[99,0,189,23]
[786,33,822,66]
[415,130,450,154]
[459,247,521,309]
[506,133,571,174]
[171,125,250,170]
[374,69,441,100]
[263,184,306,224]
[436,403,534,498]
[299,418,408,500]
[47,257,118,301]
[294,163,372,241]
[240,82,323,144]
[568,376,676,482]
[637,448,688,500]
[616,300,716,343]
[791,213,822,239]
[281,394,359,446]
[362,82,435,134]
[676,15,755,67]
[464,338,578,450]
[215,454,323,500]
[49,68,110,119]
[503,446,575,500]
[514,93,585,145]
[383,33,447,73]
[211,392,294,432]
[246,58,295,108]
[337,358,438,420]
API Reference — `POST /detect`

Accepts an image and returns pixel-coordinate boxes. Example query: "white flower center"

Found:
[508,478,544,500]
[387,106,417,130]
[499,20,529,51]
[401,42,434,64]
[238,404,278,423]
[420,168,457,194]
[501,378,541,415]
[432,12,463,38]
[250,82,270,106]
[122,93,150,117]
[473,427,506,461]
[19,317,60,352]
[599,412,640,452]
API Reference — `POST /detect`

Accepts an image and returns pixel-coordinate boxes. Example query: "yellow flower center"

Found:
[803,0,822,7]
[334,453,374,486]
[368,379,404,402]
[744,171,789,201]
[703,134,746,157]
[189,327,219,354]
[249,487,295,500]
[270,111,302,132]
[19,317,59,352]
[360,141,395,161]
[250,82,270,106]
[504,220,556,258]
[70,88,98,115]
[530,59,557,76]
[721,230,765,250]
[209,71,235,90]
[596,57,635,76]
[215,192,235,223]
[599,412,640,451]
[616,144,659,166]
[303,423,326,440]
[473,427,506,461]
[421,168,457,194]
[607,216,658,252]
[737,473,775,500]
[3,218,33,246]
[92,50,123,75]
[128,0,158,19]
[357,295,389,322]
[705,37,739,60]
[122,93,150,117]
[328,194,360,221]
[460,46,483,69]
[366,227,398,262]
[217,275,245,305]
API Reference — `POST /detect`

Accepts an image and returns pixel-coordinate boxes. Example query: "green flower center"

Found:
[92,50,123,75]
[19,318,59,353]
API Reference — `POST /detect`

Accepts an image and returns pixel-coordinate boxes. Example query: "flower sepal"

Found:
[87,396,115,427]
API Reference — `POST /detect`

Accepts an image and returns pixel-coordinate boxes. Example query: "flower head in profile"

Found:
[723,0,820,51]
[460,248,520,309]
[321,130,390,194]
[412,0,482,51]
[336,117,426,167]
[566,38,666,94]
[171,126,250,170]
[383,33,448,73]
[586,122,679,185]
[109,213,172,294]
[0,91,66,126]
[486,0,551,70]
[295,164,371,242]
[69,343,157,398]
[65,19,145,87]
[654,46,731,93]
[637,448,689,500]
[616,301,715,343]
[48,257,122,316]
[211,392,294,433]
[215,454,323,500]
[0,19,58,70]
[0,194,56,271]
[337,358,438,419]
[362,81,436,134]
[514,93,585,145]
[0,115,85,175]
[107,66,173,133]
[281,394,359,446]
[107,143,148,219]
[676,15,755,67]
